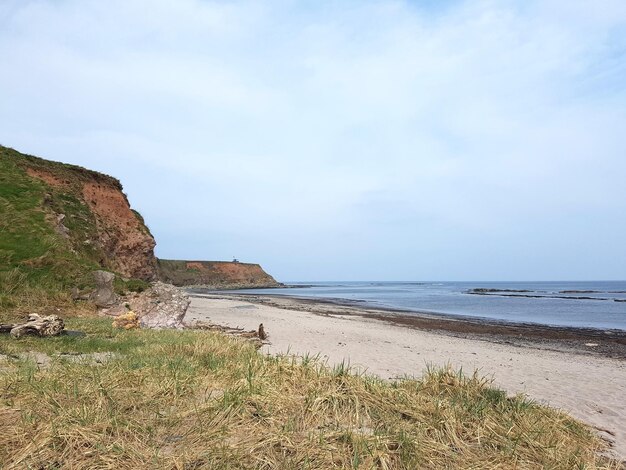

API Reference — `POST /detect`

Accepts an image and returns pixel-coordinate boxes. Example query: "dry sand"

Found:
[186,294,626,460]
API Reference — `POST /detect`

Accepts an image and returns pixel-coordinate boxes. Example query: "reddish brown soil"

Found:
[26,168,70,188]
[12,146,158,281]
[159,260,280,288]
[82,182,157,280]
[186,262,205,271]
[186,262,273,282]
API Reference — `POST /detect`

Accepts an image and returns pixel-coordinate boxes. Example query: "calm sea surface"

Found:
[227,281,626,330]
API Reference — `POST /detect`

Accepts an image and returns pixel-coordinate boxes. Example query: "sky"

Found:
[1,0,625,281]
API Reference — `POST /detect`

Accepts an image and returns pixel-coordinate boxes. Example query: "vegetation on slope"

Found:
[0,147,99,314]
[0,146,152,319]
[158,259,281,288]
[0,317,618,469]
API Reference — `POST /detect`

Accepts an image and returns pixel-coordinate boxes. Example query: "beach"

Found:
[186,293,626,461]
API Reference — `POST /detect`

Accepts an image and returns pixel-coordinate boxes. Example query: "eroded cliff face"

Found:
[5,146,157,281]
[81,182,156,279]
[157,259,281,289]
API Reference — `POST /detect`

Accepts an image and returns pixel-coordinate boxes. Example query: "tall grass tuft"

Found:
[0,317,619,469]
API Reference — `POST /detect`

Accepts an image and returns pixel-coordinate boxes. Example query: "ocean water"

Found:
[228,281,626,330]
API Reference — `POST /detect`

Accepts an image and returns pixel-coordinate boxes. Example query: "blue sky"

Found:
[1,0,625,281]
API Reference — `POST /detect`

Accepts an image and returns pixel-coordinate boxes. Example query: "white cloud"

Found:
[1,0,625,279]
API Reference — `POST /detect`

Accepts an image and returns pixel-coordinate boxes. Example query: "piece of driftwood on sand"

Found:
[192,321,268,348]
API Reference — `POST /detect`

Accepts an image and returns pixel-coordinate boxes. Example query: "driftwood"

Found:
[0,314,65,338]
[193,321,269,349]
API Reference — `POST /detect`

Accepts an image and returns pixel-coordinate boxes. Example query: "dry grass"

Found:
[0,318,619,469]
[0,272,96,326]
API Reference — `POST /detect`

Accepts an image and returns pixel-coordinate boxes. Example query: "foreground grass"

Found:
[0,318,618,469]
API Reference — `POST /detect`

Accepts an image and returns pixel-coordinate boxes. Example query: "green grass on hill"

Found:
[0,146,147,319]
[0,147,95,313]
[0,318,618,469]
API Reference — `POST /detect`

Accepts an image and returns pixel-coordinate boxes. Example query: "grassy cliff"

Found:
[158,259,281,289]
[0,146,156,318]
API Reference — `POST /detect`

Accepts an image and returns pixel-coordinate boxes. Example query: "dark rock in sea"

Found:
[468,288,533,294]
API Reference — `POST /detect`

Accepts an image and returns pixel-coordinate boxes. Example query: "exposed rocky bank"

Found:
[4,145,157,280]
[157,259,281,289]
[101,280,190,329]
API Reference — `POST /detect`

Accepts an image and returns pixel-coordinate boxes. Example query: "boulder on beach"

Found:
[102,281,190,329]
[112,311,139,330]
[89,270,118,307]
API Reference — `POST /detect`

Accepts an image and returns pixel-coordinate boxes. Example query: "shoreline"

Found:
[185,293,626,460]
[188,291,626,360]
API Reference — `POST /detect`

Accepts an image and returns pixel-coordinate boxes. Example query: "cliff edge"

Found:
[157,259,281,289]
[0,145,157,299]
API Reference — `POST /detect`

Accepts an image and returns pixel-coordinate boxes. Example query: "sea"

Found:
[228,281,626,331]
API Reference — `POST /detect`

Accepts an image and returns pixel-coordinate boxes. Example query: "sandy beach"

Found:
[186,293,626,461]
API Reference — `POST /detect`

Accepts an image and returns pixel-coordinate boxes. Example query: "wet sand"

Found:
[185,293,626,460]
